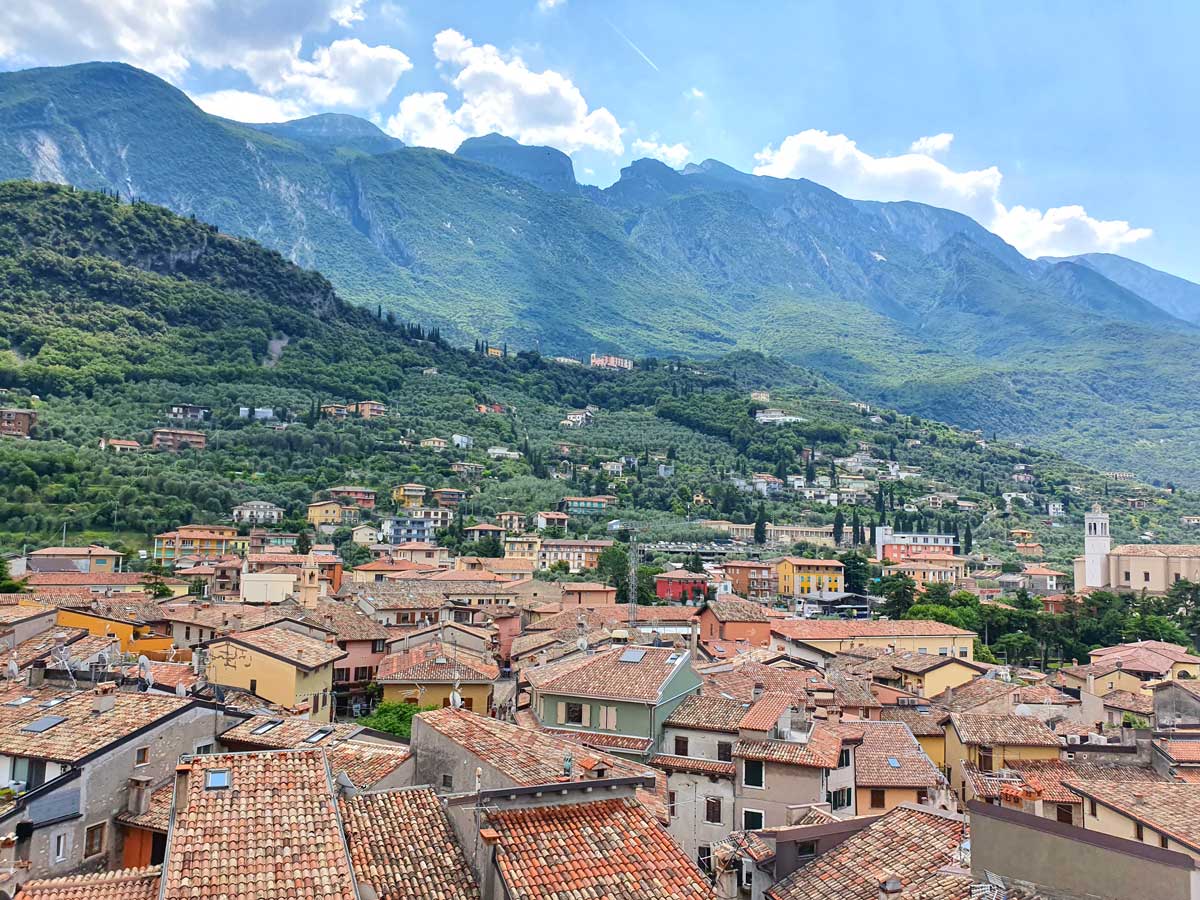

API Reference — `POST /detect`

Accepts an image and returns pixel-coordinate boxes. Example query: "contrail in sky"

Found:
[605,18,660,72]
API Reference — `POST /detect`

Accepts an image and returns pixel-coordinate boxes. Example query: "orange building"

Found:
[722,559,776,600]
[697,597,772,647]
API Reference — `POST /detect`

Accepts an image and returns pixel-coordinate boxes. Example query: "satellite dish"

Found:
[138,655,154,690]
[577,634,589,652]
[450,688,463,709]
[6,659,18,680]
[175,681,186,698]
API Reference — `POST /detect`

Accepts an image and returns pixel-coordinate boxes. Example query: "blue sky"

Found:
[2,0,1197,278]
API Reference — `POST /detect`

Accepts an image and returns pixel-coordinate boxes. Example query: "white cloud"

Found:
[538,0,566,10]
[0,0,410,120]
[633,138,690,168]
[191,89,308,123]
[387,29,623,155]
[686,87,705,100]
[909,132,954,156]
[753,128,1151,257]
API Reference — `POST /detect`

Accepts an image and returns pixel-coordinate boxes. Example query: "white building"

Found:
[231,500,284,525]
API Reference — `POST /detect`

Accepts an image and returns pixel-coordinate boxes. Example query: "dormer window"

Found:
[204,769,230,790]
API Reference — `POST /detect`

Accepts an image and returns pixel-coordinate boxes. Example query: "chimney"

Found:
[752,682,765,701]
[127,775,153,815]
[92,680,117,715]
[28,660,46,688]
[1086,673,1096,695]
[689,618,699,656]
[878,875,903,899]
[172,763,192,816]
[826,706,842,725]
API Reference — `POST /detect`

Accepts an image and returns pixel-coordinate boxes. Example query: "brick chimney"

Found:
[27,660,45,688]
[92,680,117,715]
[752,681,765,701]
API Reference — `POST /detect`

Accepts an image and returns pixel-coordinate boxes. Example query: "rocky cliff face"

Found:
[455,133,578,194]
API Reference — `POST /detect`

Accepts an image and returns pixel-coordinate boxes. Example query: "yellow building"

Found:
[1055,661,1146,696]
[504,534,542,564]
[376,642,499,713]
[946,712,1060,803]
[392,483,427,508]
[55,605,174,653]
[153,525,240,564]
[891,655,989,698]
[202,625,345,723]
[775,557,844,595]
[852,721,944,817]
[880,709,948,771]
[307,500,359,528]
[1070,781,1200,861]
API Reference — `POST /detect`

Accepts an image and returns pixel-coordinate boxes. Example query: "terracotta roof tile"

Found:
[737,692,795,731]
[526,645,690,703]
[415,707,653,788]
[734,722,844,769]
[879,707,945,736]
[949,713,1060,747]
[1063,780,1200,852]
[1103,689,1153,715]
[215,625,347,670]
[663,694,748,732]
[0,627,89,670]
[219,715,361,750]
[340,787,479,899]
[766,806,967,900]
[966,758,1170,804]
[647,754,735,777]
[704,598,769,623]
[1157,739,1200,763]
[771,619,974,641]
[488,798,714,900]
[115,783,174,833]
[836,721,941,788]
[160,749,356,900]
[377,642,499,683]
[0,691,191,763]
[14,866,161,900]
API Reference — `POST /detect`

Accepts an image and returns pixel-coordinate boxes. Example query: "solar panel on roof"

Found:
[22,715,66,733]
[619,648,647,663]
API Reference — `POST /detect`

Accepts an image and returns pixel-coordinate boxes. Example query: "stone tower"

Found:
[298,552,321,608]
[1083,503,1111,589]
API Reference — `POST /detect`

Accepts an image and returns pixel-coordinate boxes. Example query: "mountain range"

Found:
[3,61,1200,482]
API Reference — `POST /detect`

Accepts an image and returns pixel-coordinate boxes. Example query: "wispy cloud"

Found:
[605,19,659,72]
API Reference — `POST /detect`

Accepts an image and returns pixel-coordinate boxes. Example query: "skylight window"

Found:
[6,696,33,706]
[303,727,334,744]
[887,757,902,768]
[619,648,647,663]
[22,715,66,733]
[204,769,230,790]
[250,718,283,735]
[39,697,66,709]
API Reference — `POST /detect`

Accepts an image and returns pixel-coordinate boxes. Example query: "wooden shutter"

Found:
[556,701,566,724]
[581,704,591,727]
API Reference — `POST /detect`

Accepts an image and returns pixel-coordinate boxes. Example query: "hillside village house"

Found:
[307,499,359,528]
[420,436,448,450]
[721,560,776,601]
[882,560,958,588]
[168,403,209,421]
[431,487,466,508]
[97,437,140,453]
[700,520,835,547]
[230,500,284,525]
[150,427,206,452]
[376,641,499,712]
[875,525,957,562]
[558,495,615,515]
[776,557,845,595]
[152,525,240,564]
[697,598,772,649]
[948,713,1061,801]
[201,625,345,722]
[537,538,614,573]
[589,353,634,370]
[527,645,702,760]
[20,545,123,574]
[0,407,36,437]
[326,485,376,510]
[496,511,527,532]
[504,533,542,564]
[534,510,570,530]
[392,482,427,508]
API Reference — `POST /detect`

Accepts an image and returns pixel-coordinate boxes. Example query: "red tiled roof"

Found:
[527,645,690,703]
[340,787,479,899]
[663,694,748,732]
[734,722,844,769]
[488,798,714,900]
[161,749,356,900]
[647,754,735,777]
[949,712,1060,747]
[737,692,794,731]
[415,707,653,788]
[879,708,945,736]
[966,758,1169,804]
[543,728,654,753]
[704,598,769,623]
[766,806,966,900]
[377,642,499,683]
[1103,689,1153,715]
[1063,780,1200,852]
[1157,739,1200,763]
[837,721,941,788]
[771,619,975,641]
[216,626,347,670]
[115,783,173,834]
[14,866,161,900]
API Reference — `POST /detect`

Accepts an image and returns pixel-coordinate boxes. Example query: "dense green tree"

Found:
[358,702,437,737]
[879,573,917,619]
[753,503,767,545]
[838,551,870,594]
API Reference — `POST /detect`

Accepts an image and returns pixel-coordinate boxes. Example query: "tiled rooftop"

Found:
[771,619,974,641]
[217,625,347,670]
[879,707,945,736]
[0,627,89,670]
[1156,739,1200,763]
[949,712,1060,747]
[837,721,941,788]
[1064,780,1200,852]
[931,677,1017,711]
[1102,689,1153,715]
[326,740,411,788]
[377,642,499,683]
[115,783,174,833]
[734,722,844,769]
[160,749,357,900]
[966,758,1169,804]
[737,691,795,731]
[0,690,191,764]
[765,806,967,900]
[663,693,748,732]
[416,707,653,788]
[704,598,770,623]
[647,754,735,777]
[340,787,479,899]
[526,645,689,703]
[488,798,714,900]
[219,715,362,750]
[13,866,162,900]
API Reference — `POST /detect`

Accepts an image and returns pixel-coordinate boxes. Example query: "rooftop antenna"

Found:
[51,645,78,690]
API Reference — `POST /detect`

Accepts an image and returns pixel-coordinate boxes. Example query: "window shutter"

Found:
[607,706,617,729]
[556,701,566,724]
[581,704,590,727]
